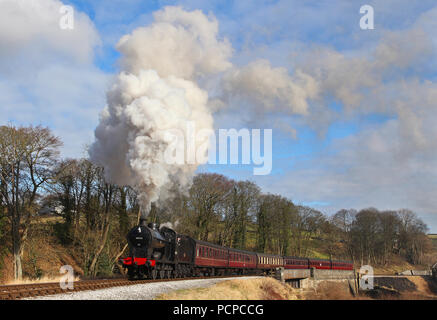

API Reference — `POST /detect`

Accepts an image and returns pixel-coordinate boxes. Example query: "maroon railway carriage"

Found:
[331,260,354,270]
[284,256,309,269]
[228,248,257,271]
[308,258,331,270]
[194,240,228,275]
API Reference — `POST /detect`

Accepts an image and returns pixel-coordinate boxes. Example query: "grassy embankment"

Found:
[156,277,358,300]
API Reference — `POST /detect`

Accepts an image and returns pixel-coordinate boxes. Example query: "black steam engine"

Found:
[120,219,354,280]
[120,219,194,280]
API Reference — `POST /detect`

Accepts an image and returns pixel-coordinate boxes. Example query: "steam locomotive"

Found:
[119,219,353,280]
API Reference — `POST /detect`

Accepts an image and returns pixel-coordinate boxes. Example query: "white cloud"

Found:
[0,0,108,158]
[0,0,100,73]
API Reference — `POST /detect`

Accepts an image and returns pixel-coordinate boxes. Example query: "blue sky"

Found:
[2,0,437,232]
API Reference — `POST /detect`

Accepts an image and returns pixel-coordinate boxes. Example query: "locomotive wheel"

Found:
[150,269,157,280]
[127,268,135,281]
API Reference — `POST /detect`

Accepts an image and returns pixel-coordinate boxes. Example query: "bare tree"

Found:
[0,125,62,279]
[188,173,233,241]
[231,181,260,250]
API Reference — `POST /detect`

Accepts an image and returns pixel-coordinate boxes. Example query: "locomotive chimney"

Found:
[139,218,147,227]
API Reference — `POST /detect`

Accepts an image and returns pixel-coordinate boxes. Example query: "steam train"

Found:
[119,220,353,280]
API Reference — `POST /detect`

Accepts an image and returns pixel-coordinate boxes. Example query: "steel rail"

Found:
[0,275,257,300]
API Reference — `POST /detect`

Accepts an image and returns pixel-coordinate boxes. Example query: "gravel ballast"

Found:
[26,277,259,300]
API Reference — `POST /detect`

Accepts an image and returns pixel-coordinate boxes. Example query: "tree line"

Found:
[0,125,433,280]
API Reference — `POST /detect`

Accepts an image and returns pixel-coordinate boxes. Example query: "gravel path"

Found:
[26,277,259,300]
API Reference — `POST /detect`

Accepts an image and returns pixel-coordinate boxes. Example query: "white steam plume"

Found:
[89,6,228,217]
[222,59,318,115]
[116,6,232,79]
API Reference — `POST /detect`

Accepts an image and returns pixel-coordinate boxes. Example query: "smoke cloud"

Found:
[116,6,233,79]
[90,7,226,217]
[222,59,319,115]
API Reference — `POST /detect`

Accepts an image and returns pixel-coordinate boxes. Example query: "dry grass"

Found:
[306,281,364,300]
[156,278,302,300]
[399,276,437,299]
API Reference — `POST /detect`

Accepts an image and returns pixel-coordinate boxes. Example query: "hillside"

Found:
[0,216,84,284]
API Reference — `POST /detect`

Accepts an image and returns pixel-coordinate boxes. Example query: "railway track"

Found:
[0,275,255,300]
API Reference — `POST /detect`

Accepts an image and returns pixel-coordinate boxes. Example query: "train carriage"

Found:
[308,258,331,270]
[256,253,284,271]
[331,260,354,270]
[194,240,229,272]
[284,256,309,269]
[228,248,257,270]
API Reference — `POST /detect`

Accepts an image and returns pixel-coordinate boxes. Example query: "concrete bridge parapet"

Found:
[312,269,355,280]
[275,267,357,293]
[276,267,355,282]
